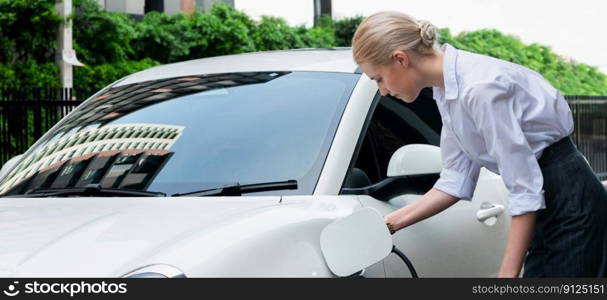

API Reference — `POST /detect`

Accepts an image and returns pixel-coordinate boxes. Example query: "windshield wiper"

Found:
[9,184,167,197]
[172,180,298,197]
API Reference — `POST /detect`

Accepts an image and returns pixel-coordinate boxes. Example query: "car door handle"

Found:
[476,204,505,222]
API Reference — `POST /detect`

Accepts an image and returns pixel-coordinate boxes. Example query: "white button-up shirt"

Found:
[432,43,574,216]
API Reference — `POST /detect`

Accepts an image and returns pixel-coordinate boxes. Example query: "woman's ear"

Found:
[392,50,409,69]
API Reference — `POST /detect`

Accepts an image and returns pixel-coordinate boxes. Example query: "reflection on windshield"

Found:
[0,123,182,194]
[0,71,360,196]
[51,72,288,134]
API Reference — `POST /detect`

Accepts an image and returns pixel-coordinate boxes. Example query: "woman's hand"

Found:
[497,271,520,278]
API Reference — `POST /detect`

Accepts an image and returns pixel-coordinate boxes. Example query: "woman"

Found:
[352,11,607,277]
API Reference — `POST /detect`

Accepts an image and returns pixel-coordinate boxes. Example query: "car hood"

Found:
[0,196,280,277]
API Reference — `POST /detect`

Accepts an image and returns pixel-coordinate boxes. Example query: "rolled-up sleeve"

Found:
[433,122,482,201]
[465,80,546,216]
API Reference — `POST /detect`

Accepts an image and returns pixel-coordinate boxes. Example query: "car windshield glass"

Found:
[0,71,359,196]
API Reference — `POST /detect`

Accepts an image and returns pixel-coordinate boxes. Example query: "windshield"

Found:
[0,71,360,196]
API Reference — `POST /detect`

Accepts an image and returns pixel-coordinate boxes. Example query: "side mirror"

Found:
[387,144,441,177]
[320,207,393,277]
[0,154,23,180]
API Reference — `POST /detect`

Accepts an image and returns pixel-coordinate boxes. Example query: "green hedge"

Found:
[1,0,606,95]
[73,0,137,65]
[332,16,364,47]
[0,59,159,92]
[131,5,256,63]
[0,0,61,63]
[73,58,160,91]
[72,1,334,64]
[0,61,60,88]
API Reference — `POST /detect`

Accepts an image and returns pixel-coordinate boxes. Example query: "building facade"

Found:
[95,0,234,15]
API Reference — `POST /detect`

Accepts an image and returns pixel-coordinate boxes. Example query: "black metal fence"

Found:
[568,96,607,181]
[0,89,606,181]
[0,88,87,165]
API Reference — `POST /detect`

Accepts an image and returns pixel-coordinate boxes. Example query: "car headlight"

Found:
[122,264,186,278]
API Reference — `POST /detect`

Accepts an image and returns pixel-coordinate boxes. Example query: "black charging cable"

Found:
[345,245,418,278]
[391,245,419,278]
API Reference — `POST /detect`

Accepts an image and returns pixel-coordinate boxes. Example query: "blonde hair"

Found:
[352,11,439,66]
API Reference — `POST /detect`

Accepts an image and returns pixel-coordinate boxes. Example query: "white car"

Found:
[0,48,510,278]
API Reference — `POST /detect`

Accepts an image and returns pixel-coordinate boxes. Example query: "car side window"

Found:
[343,88,442,188]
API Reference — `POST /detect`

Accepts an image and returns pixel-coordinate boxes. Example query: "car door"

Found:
[341,88,510,277]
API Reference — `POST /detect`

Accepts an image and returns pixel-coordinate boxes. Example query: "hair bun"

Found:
[418,20,437,47]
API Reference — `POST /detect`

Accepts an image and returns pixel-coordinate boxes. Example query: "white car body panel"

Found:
[386,144,442,177]
[314,73,376,195]
[359,168,510,277]
[116,49,358,87]
[0,49,511,277]
[2,197,279,277]
[0,195,383,277]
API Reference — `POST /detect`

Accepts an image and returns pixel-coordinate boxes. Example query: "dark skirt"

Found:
[523,136,607,277]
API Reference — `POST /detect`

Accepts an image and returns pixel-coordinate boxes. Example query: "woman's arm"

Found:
[385,188,536,278]
[384,187,459,231]
[498,212,536,277]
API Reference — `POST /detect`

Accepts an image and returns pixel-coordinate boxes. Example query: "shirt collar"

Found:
[432,43,459,101]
